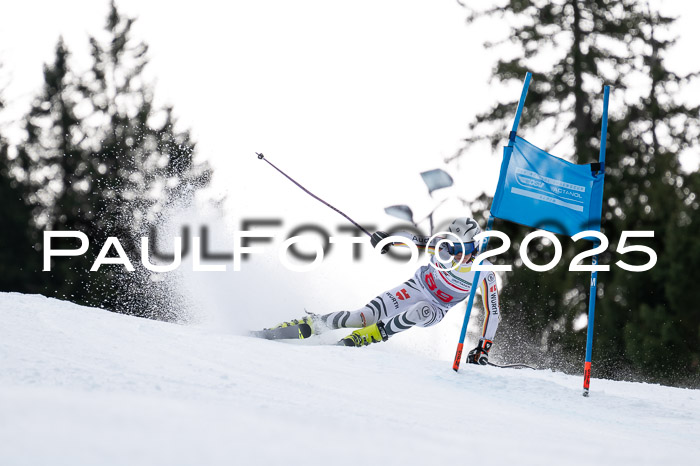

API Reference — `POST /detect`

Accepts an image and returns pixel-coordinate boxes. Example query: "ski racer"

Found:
[260,217,501,366]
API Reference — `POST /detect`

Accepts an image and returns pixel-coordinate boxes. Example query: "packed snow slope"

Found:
[1,293,698,466]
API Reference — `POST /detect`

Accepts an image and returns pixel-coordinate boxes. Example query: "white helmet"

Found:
[447,217,481,254]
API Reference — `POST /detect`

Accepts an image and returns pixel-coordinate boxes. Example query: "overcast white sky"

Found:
[1,0,698,233]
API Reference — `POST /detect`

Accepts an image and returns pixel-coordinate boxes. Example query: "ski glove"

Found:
[370,231,391,254]
[467,339,493,365]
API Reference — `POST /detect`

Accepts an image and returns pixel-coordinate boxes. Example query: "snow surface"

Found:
[1,292,699,466]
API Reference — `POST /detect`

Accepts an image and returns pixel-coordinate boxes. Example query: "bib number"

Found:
[424,272,454,303]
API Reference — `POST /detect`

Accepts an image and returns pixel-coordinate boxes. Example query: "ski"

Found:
[250,323,313,340]
[487,361,535,370]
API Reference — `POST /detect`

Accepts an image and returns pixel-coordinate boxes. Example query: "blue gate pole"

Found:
[583,85,610,396]
[452,215,494,371]
[583,246,600,396]
[453,72,531,372]
[510,72,532,140]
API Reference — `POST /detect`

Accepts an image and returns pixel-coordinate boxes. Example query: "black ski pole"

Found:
[256,153,372,237]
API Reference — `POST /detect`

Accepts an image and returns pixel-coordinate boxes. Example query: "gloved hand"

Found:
[467,339,493,365]
[370,231,391,254]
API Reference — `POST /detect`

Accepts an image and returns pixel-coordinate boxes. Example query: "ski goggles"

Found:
[446,241,477,256]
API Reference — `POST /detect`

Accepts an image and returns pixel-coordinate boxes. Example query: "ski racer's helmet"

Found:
[446,217,481,255]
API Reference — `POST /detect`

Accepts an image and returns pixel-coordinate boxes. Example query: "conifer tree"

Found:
[17,38,98,302]
[0,77,43,293]
[79,1,210,241]
[76,2,210,318]
[19,2,210,320]
[601,6,700,382]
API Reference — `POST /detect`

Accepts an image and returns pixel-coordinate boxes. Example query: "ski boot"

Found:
[251,311,324,340]
[339,322,389,347]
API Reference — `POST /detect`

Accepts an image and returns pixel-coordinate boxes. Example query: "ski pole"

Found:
[256,153,372,237]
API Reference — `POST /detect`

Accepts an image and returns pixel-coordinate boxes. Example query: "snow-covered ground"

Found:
[1,292,698,466]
